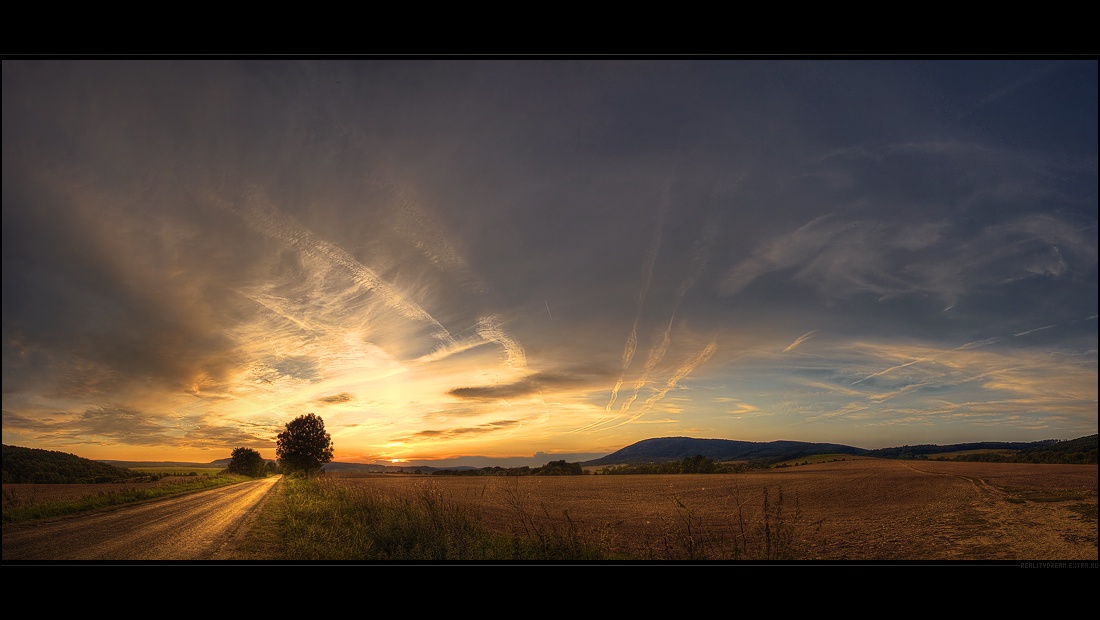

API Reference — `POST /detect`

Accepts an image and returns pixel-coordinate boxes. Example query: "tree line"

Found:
[947,447,1096,464]
[430,455,775,476]
[2,445,145,484]
[864,435,1096,463]
[597,455,773,475]
[431,459,586,476]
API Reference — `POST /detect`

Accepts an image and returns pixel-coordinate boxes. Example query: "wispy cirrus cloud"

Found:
[717,212,1095,312]
[226,190,457,345]
[3,60,1093,463]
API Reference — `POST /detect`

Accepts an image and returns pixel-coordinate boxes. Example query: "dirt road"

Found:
[2,476,280,561]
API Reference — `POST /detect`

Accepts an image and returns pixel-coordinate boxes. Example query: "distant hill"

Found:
[1045,434,1099,453]
[579,435,1098,467]
[863,440,1060,459]
[101,457,268,470]
[98,459,230,469]
[579,437,869,467]
[946,434,1097,464]
[6,433,1095,483]
[2,444,141,483]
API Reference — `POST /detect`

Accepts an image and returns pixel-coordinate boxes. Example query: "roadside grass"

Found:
[129,466,225,477]
[275,475,621,560]
[240,475,816,561]
[5,473,823,560]
[2,473,251,523]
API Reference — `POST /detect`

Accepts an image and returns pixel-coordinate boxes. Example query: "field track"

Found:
[328,458,1098,561]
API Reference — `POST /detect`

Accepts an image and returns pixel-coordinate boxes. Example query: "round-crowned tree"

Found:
[276,413,334,475]
[227,446,267,477]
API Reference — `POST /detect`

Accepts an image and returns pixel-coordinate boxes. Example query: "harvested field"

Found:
[327,458,1098,561]
[2,477,196,510]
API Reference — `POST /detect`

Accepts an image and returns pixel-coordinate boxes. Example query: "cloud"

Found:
[474,315,526,368]
[3,60,1094,460]
[596,341,718,431]
[641,341,718,410]
[392,185,488,294]
[413,334,490,364]
[605,206,666,410]
[227,189,457,345]
[448,368,609,401]
[449,382,539,400]
[394,419,522,442]
[783,331,817,353]
[716,212,1096,311]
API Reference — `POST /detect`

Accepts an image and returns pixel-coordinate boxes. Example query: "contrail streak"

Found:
[229,191,456,345]
[644,341,719,407]
[851,358,928,386]
[850,319,1080,386]
[783,330,817,352]
[1013,325,1056,337]
[605,341,718,429]
[620,221,716,415]
[393,185,488,293]
[605,176,673,412]
[620,317,673,415]
[955,337,1003,350]
[243,292,317,334]
[413,336,489,364]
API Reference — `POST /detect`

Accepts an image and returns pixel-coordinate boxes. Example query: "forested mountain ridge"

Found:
[944,434,1097,464]
[580,435,1097,466]
[3,444,141,483]
[579,437,868,466]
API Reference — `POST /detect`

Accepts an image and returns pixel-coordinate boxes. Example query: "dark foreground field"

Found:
[323,458,1097,561]
[4,458,1095,562]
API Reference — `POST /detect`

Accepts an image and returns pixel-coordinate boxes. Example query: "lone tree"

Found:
[227,447,266,477]
[276,413,334,475]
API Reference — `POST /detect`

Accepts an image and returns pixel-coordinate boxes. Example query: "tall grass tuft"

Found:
[273,477,825,561]
[498,479,618,560]
[650,485,821,560]
[278,476,618,561]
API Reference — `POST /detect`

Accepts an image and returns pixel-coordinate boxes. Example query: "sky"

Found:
[3,58,1097,467]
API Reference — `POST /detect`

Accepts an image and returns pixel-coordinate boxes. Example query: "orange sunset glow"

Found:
[3,58,1096,469]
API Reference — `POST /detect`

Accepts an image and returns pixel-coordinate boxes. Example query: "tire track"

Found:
[893,460,1096,560]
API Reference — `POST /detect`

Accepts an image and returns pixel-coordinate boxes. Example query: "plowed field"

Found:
[327,458,1098,561]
